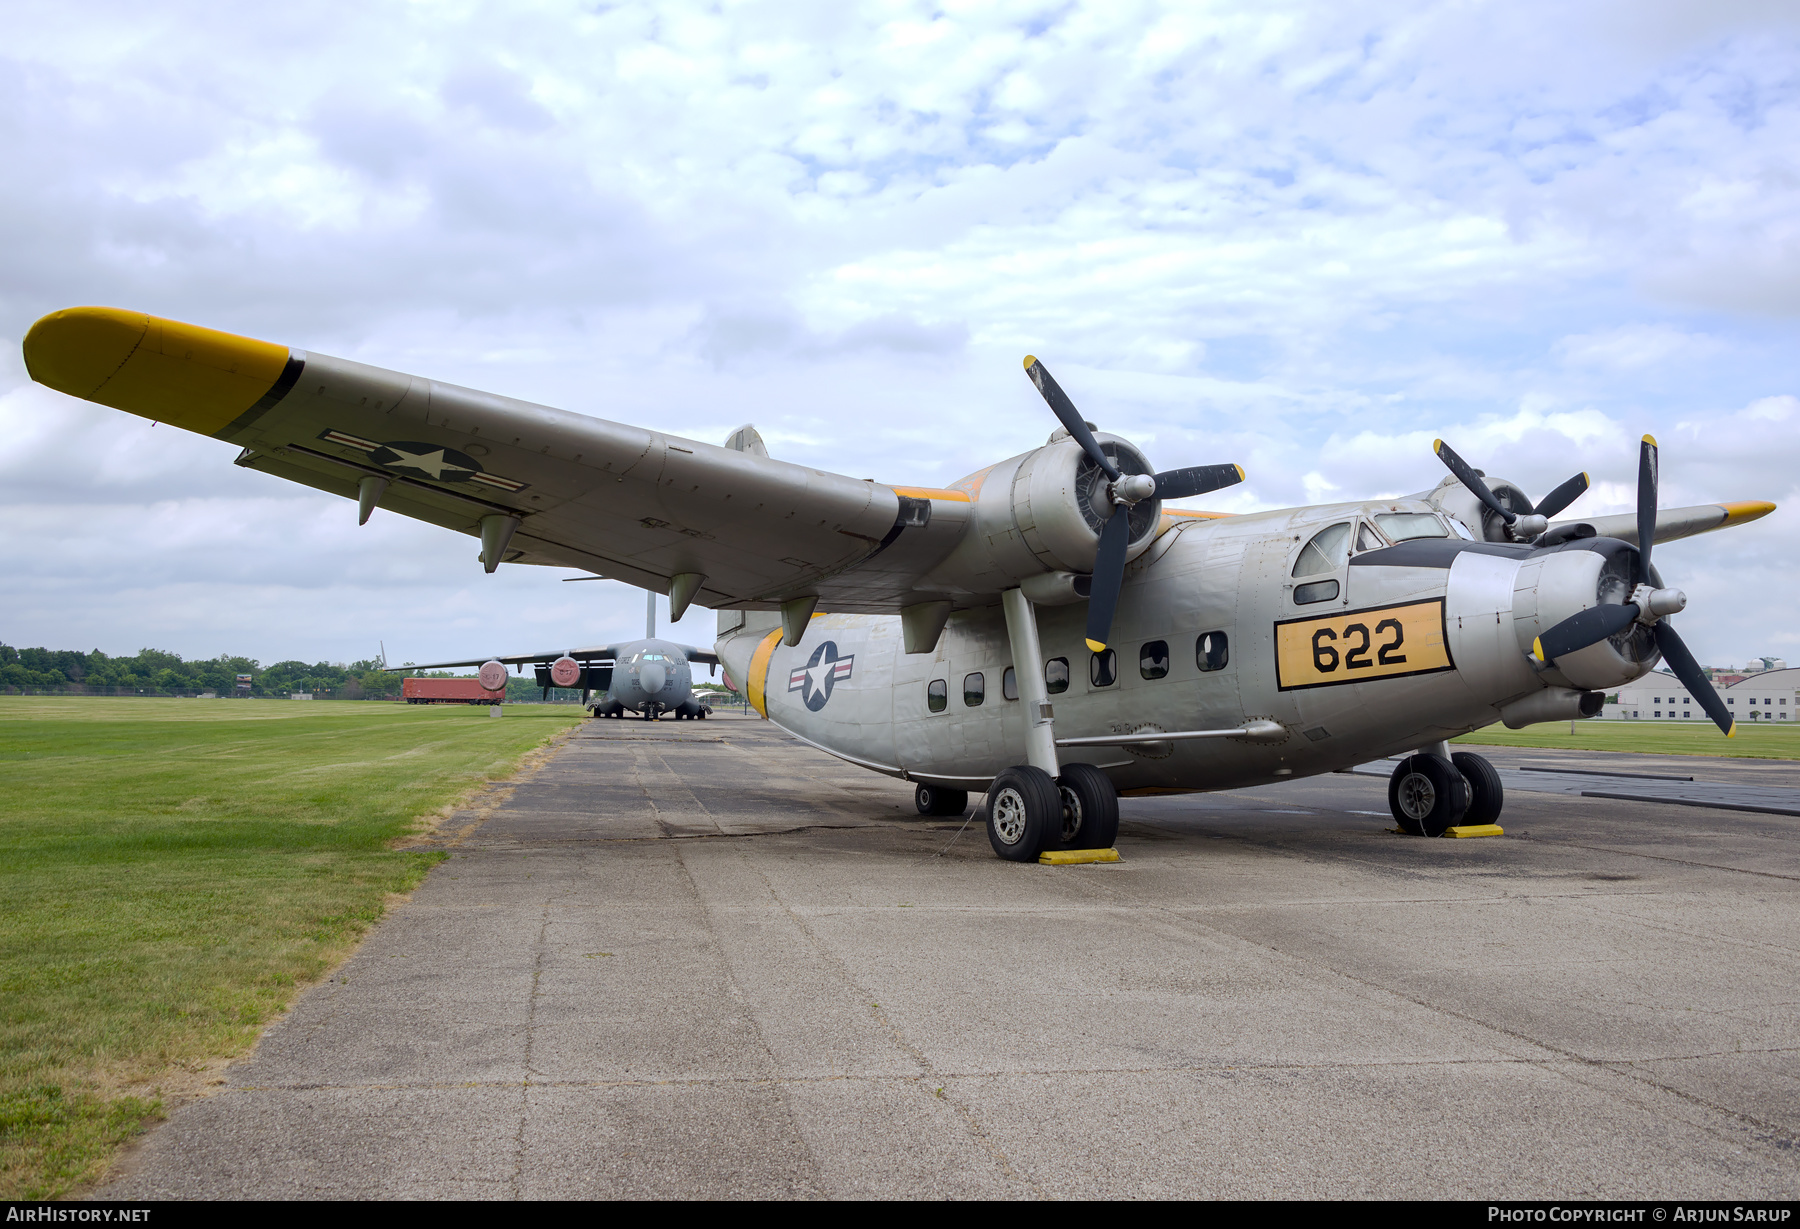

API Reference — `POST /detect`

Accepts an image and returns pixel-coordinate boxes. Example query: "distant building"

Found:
[1603,667,1798,722]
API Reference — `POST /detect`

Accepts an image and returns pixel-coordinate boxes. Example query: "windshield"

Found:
[1374,513,1448,542]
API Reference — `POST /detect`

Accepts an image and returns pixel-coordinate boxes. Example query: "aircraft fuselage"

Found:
[592,637,703,720]
[717,498,1658,792]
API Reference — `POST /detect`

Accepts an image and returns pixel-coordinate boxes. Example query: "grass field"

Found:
[1458,718,1800,758]
[0,697,583,1198]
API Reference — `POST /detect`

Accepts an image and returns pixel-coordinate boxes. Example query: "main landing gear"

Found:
[983,763,1120,862]
[1386,750,1504,836]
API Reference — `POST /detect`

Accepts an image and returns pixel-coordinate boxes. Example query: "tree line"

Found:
[1,643,406,699]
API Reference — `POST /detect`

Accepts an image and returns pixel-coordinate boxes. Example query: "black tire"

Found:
[985,766,1059,861]
[1054,763,1120,850]
[915,783,969,817]
[1387,753,1470,837]
[1452,751,1504,826]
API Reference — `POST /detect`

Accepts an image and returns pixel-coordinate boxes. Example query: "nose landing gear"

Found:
[1386,750,1503,835]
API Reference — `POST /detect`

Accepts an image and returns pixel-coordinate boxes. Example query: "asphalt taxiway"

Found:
[98,716,1799,1199]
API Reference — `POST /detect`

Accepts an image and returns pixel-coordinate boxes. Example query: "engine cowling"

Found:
[922,434,1163,595]
[1513,539,1661,691]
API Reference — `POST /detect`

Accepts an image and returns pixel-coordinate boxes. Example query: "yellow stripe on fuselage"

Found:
[23,306,292,437]
[889,486,972,503]
[745,627,783,717]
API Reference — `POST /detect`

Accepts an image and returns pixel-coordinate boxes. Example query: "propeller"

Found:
[1528,435,1733,736]
[1433,439,1590,541]
[1023,356,1245,651]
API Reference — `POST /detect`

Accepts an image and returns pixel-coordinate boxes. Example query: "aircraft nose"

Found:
[640,663,666,694]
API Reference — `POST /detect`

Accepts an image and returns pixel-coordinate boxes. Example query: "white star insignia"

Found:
[382,446,463,480]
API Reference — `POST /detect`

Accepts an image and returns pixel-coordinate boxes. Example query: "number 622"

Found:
[1311,618,1406,673]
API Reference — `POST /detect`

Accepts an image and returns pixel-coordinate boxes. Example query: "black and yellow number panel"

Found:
[1273,597,1454,692]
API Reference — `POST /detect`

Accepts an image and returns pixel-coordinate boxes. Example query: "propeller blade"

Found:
[1534,471,1589,519]
[1637,435,1658,583]
[1532,602,1640,664]
[1434,439,1515,525]
[1024,356,1119,481]
[1084,504,1130,652]
[1654,622,1733,737]
[1153,463,1245,501]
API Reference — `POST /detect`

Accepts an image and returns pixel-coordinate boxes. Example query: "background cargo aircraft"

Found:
[24,307,1776,860]
[402,589,719,720]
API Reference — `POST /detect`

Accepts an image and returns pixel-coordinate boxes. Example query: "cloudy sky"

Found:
[2,0,1796,670]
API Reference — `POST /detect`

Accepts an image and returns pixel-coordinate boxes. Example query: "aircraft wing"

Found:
[24,308,973,615]
[398,645,626,671]
[398,642,717,671]
[1551,501,1775,547]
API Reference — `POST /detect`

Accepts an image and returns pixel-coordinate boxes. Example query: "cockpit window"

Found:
[1293,523,1352,578]
[1355,523,1385,553]
[1374,513,1448,542]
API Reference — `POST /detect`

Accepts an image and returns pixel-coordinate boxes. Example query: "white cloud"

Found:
[1555,324,1725,370]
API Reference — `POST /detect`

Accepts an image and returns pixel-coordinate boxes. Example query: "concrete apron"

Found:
[98,715,1800,1199]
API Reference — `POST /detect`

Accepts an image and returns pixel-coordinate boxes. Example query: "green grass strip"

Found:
[1458,718,1800,759]
[0,697,582,1198]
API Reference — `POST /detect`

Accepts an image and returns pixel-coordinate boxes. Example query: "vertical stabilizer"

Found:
[723,424,770,458]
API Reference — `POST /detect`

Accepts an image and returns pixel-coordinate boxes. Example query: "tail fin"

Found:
[723,424,769,458]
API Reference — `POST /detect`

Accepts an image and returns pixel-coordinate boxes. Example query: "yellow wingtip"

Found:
[1085,638,1107,653]
[23,306,290,437]
[1023,354,1037,369]
[1643,433,1658,447]
[1718,500,1777,527]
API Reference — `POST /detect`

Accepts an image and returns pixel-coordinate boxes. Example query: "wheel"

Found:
[1387,753,1470,837]
[914,783,969,817]
[985,766,1059,861]
[1054,763,1120,850]
[1452,751,1504,826]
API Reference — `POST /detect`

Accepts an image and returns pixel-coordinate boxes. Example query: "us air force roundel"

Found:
[788,641,854,712]
[316,430,531,493]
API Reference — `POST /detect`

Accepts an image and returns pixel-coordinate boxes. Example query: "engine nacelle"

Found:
[1513,538,1661,692]
[921,434,1162,595]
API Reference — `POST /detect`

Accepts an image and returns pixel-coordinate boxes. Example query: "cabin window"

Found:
[1045,658,1070,695]
[1139,640,1170,680]
[1374,513,1448,542]
[1294,579,1339,604]
[1002,667,1018,701]
[927,679,947,713]
[1090,649,1118,688]
[1293,522,1351,578]
[1197,631,1229,672]
[964,672,985,707]
[1355,523,1384,553]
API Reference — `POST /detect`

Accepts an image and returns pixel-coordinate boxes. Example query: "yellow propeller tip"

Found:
[1531,637,1546,663]
[1085,638,1107,653]
[1726,723,1737,738]
[1643,433,1658,447]
[1023,355,1037,369]
[1234,464,1246,481]
[1433,438,1444,451]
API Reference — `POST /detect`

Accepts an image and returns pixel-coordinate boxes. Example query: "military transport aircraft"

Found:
[23,307,1777,860]
[400,589,719,720]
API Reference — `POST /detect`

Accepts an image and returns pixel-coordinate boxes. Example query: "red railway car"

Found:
[403,677,504,705]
